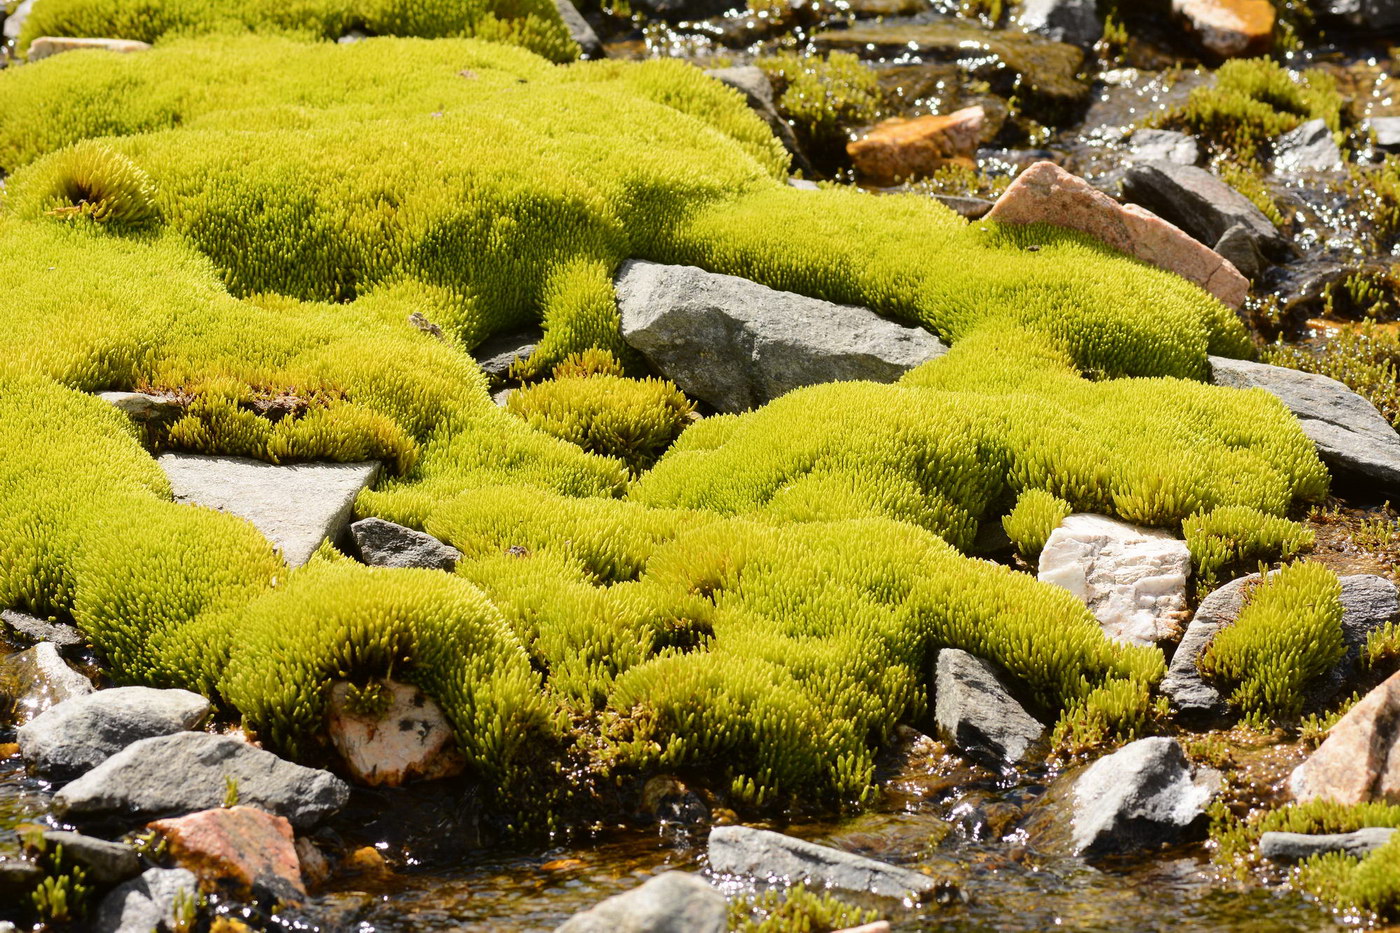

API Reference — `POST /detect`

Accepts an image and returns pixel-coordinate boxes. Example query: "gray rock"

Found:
[1121,160,1290,260]
[1,608,83,652]
[1017,0,1100,48]
[708,825,955,902]
[55,732,350,829]
[1213,223,1265,280]
[351,517,461,571]
[1314,574,1400,704]
[1273,119,1343,173]
[931,194,994,218]
[1319,0,1400,29]
[1071,737,1220,857]
[17,685,210,781]
[1260,827,1397,861]
[555,0,602,58]
[158,453,381,567]
[627,0,736,20]
[1163,573,1258,717]
[97,390,182,422]
[1125,129,1199,166]
[788,177,820,190]
[616,260,947,413]
[554,871,727,933]
[0,859,42,901]
[471,327,542,383]
[706,66,812,175]
[0,642,94,725]
[2,0,34,41]
[95,868,198,933]
[934,649,1044,765]
[1209,356,1400,491]
[41,830,141,884]
[1372,117,1400,151]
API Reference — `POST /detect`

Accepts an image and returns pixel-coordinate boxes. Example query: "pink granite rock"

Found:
[1290,668,1400,805]
[985,161,1249,309]
[149,806,305,903]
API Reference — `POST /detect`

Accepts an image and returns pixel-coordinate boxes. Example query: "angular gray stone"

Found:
[158,453,381,567]
[17,685,210,781]
[554,871,727,933]
[1319,0,1400,29]
[706,66,812,175]
[1214,223,1266,280]
[1121,160,1290,260]
[0,642,93,725]
[97,390,182,422]
[934,649,1044,765]
[616,260,947,413]
[1314,574,1400,704]
[1125,129,1199,166]
[708,825,955,902]
[95,868,198,933]
[2,0,34,41]
[1209,356,1400,491]
[1,608,83,652]
[1260,827,1397,861]
[1273,119,1343,173]
[555,0,602,58]
[1017,0,1101,49]
[351,517,461,571]
[931,194,994,218]
[472,327,541,384]
[1373,117,1400,151]
[55,732,350,830]
[1071,737,1220,856]
[41,830,141,885]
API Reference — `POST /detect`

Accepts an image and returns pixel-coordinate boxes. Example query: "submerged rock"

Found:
[1273,119,1343,173]
[55,732,349,829]
[150,805,305,903]
[327,678,465,786]
[158,453,381,567]
[555,871,727,933]
[934,649,1044,766]
[17,685,210,781]
[95,867,199,933]
[1290,668,1400,805]
[0,642,94,725]
[1209,356,1400,492]
[1038,513,1191,647]
[0,859,43,902]
[708,825,956,902]
[27,37,152,62]
[616,260,947,413]
[1071,737,1220,856]
[39,831,141,885]
[847,106,983,186]
[1171,0,1273,58]
[1,608,83,653]
[984,161,1248,309]
[350,517,461,571]
[1121,160,1289,260]
[1260,827,1397,861]
[1016,0,1101,48]
[1125,129,1199,166]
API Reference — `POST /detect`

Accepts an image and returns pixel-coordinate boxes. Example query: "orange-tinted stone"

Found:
[847,106,984,186]
[1172,0,1275,58]
[149,806,305,903]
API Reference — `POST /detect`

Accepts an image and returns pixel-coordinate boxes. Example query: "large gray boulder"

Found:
[41,831,141,885]
[1071,737,1220,856]
[17,686,210,781]
[1260,827,1396,861]
[1016,0,1100,48]
[554,872,727,933]
[934,649,1044,765]
[95,868,199,933]
[1209,356,1400,491]
[55,732,349,829]
[1121,160,1290,260]
[616,260,947,413]
[158,453,381,567]
[350,517,462,571]
[708,825,955,902]
[1273,119,1343,173]
[0,642,93,725]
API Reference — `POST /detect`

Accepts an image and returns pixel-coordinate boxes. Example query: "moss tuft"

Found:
[1003,488,1072,558]
[1182,504,1313,590]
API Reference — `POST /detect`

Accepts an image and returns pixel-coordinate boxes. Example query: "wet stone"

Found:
[150,805,306,903]
[1213,223,1266,280]
[1016,0,1101,48]
[0,858,43,902]
[1125,129,1199,166]
[1071,737,1221,857]
[1273,119,1343,173]
[555,871,727,933]
[40,830,141,885]
[1171,0,1274,58]
[1260,827,1397,861]
[0,642,94,725]
[95,867,199,933]
[847,106,983,186]
[327,678,465,786]
[1121,160,1289,260]
[1,608,83,653]
[1372,117,1400,151]
[555,0,602,58]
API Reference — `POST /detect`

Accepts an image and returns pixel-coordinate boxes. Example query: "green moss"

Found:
[1347,155,1400,251]
[729,884,879,933]
[12,140,160,230]
[1263,324,1400,428]
[1182,504,1313,590]
[1197,561,1344,721]
[1003,488,1072,557]
[756,51,884,164]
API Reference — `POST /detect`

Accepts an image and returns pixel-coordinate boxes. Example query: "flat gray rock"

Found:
[554,872,727,933]
[934,649,1044,765]
[158,453,381,567]
[1,608,83,652]
[96,868,198,933]
[17,686,210,781]
[0,642,94,725]
[1260,827,1397,861]
[1071,737,1220,857]
[55,732,349,829]
[708,825,954,902]
[1209,356,1400,491]
[1125,129,1199,166]
[1122,160,1289,260]
[1017,0,1100,48]
[1273,119,1343,173]
[41,830,141,885]
[351,517,462,571]
[616,260,947,413]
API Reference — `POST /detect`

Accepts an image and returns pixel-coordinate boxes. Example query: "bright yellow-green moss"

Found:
[729,884,879,933]
[755,51,884,161]
[16,0,579,62]
[1197,561,1344,721]
[1183,504,1313,589]
[1004,488,1072,557]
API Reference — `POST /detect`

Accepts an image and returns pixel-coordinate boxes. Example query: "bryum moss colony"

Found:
[0,36,1336,814]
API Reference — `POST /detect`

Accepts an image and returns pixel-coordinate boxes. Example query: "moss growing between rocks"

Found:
[1264,324,1400,429]
[1183,504,1313,590]
[1197,561,1344,721]
[1003,488,1072,557]
[729,884,879,932]
[756,51,884,165]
